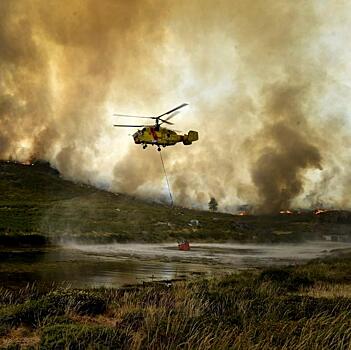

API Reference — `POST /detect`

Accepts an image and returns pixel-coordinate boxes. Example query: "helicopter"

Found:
[113,103,198,151]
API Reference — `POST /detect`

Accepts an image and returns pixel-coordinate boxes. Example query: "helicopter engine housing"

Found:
[183,130,198,145]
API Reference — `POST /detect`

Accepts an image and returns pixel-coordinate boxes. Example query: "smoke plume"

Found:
[1,1,351,212]
[250,84,323,213]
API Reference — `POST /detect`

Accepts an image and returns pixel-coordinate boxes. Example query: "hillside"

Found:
[0,161,344,245]
[0,161,233,243]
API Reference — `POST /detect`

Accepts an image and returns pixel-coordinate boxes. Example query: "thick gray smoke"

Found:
[0,0,168,180]
[250,84,323,213]
[1,1,351,213]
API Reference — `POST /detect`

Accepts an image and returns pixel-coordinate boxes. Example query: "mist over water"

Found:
[2,242,350,288]
[1,1,351,212]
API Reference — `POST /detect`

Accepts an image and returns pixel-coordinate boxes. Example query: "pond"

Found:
[0,241,349,288]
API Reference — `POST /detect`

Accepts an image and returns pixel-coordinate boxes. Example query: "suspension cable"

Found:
[159,150,174,207]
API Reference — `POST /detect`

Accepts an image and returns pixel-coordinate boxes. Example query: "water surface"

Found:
[1,241,349,288]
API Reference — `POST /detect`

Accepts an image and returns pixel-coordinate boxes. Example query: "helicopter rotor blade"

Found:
[159,119,174,125]
[155,103,188,119]
[113,114,151,119]
[164,110,181,122]
[113,124,145,127]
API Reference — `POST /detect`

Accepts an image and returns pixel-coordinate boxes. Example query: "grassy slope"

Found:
[0,251,350,349]
[0,161,235,243]
[0,161,333,244]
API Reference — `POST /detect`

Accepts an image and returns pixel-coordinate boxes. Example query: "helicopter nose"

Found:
[133,134,141,144]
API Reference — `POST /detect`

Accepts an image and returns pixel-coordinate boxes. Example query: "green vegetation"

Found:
[0,251,350,349]
[0,161,343,246]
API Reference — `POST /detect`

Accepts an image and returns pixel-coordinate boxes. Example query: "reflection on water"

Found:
[0,241,350,288]
[0,248,214,288]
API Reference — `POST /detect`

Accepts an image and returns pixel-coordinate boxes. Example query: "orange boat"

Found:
[178,240,190,251]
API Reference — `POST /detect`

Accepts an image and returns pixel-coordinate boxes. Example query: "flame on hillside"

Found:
[314,209,329,215]
[279,210,293,215]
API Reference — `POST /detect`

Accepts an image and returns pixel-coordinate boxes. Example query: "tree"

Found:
[208,197,218,212]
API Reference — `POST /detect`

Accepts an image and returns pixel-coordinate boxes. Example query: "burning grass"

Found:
[0,252,350,349]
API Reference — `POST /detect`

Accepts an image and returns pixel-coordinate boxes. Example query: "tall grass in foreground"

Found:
[0,255,350,349]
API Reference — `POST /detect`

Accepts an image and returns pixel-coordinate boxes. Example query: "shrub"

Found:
[259,268,291,283]
[286,275,314,291]
[259,268,314,291]
[0,323,9,336]
[47,290,107,316]
[0,298,64,327]
[40,324,131,350]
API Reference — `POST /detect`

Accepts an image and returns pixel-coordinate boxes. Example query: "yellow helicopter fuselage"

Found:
[133,126,198,149]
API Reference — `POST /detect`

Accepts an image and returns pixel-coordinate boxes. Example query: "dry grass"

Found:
[0,254,351,349]
[0,326,40,348]
[304,282,351,299]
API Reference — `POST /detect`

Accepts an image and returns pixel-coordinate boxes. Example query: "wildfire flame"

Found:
[279,210,293,214]
[314,209,328,215]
